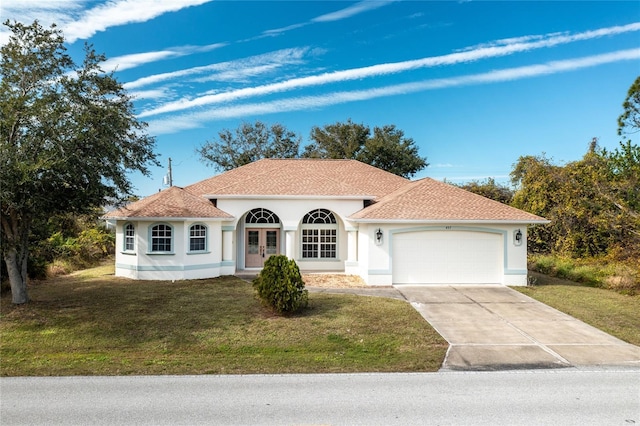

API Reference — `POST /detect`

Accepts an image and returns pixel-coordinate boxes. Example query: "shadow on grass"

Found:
[528,271,586,287]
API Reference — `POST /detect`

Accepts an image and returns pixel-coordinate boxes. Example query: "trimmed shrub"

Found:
[252,255,308,315]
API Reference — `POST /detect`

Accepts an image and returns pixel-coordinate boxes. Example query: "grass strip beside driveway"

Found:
[0,268,447,376]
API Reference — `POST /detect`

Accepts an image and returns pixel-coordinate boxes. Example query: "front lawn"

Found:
[516,272,640,346]
[0,265,447,376]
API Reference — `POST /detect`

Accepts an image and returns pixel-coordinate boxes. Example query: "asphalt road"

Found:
[2,369,639,425]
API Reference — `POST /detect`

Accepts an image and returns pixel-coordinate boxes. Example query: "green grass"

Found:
[516,272,640,346]
[0,265,447,376]
[528,254,639,294]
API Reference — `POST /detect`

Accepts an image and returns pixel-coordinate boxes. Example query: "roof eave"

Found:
[348,218,551,225]
[204,194,376,200]
[101,216,235,221]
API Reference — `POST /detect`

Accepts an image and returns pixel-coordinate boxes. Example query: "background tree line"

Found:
[196,119,428,178]
[456,138,639,262]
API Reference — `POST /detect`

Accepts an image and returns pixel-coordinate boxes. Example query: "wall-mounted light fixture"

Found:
[514,229,523,246]
[375,228,383,245]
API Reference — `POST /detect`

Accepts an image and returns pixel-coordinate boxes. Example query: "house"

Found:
[104,158,548,286]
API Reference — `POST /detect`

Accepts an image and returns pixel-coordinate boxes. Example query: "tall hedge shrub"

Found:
[252,255,308,315]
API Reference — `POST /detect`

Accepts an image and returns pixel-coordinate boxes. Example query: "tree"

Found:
[510,141,640,259]
[197,121,301,171]
[618,75,640,136]
[358,125,427,178]
[510,154,562,254]
[302,120,428,178]
[1,21,157,304]
[302,119,369,160]
[457,178,514,204]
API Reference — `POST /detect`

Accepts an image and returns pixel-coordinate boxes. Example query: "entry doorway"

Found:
[245,228,280,268]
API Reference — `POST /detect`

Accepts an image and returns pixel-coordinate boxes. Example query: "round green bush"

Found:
[252,255,308,315]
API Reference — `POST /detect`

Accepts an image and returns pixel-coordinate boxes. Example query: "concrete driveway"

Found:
[396,285,640,371]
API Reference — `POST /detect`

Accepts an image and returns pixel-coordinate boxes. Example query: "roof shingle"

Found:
[186,158,410,199]
[104,160,547,223]
[349,178,548,222]
[104,186,233,219]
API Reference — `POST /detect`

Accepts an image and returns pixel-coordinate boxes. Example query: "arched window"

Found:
[245,208,280,224]
[303,209,337,224]
[301,209,338,259]
[189,224,207,252]
[124,223,135,251]
[150,224,173,253]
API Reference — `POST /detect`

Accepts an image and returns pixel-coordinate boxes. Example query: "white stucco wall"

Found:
[216,198,365,272]
[113,219,230,280]
[112,203,532,286]
[352,223,530,286]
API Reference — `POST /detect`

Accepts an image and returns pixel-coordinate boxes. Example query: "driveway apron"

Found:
[396,285,640,371]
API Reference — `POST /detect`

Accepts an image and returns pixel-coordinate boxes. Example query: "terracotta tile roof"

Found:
[350,178,548,222]
[103,186,233,219]
[186,158,409,198]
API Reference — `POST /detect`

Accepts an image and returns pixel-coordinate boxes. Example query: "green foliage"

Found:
[510,140,640,259]
[27,211,115,278]
[197,121,301,171]
[528,254,639,295]
[303,120,428,178]
[456,178,514,204]
[617,75,640,136]
[42,228,114,264]
[303,119,369,160]
[252,255,308,315]
[1,20,157,303]
[197,118,427,178]
[358,125,427,178]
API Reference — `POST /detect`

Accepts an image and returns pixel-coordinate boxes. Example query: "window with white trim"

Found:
[245,208,280,224]
[189,224,207,252]
[150,224,173,252]
[124,223,135,251]
[301,209,337,259]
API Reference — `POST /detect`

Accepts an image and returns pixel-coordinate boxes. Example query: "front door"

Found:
[245,228,280,268]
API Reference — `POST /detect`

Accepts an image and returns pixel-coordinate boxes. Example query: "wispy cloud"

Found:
[262,23,308,37]
[260,0,396,38]
[130,88,173,101]
[139,22,640,119]
[0,0,83,44]
[0,0,213,44]
[312,0,397,23]
[64,0,213,43]
[146,48,640,134]
[102,43,226,72]
[124,47,310,90]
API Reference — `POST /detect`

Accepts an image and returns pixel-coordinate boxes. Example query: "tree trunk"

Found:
[4,248,29,304]
[1,210,31,304]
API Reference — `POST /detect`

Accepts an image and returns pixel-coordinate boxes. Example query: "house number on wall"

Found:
[445,226,452,230]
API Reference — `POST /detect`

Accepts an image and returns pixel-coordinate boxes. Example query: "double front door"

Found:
[246,228,280,268]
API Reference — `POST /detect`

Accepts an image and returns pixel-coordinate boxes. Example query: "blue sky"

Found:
[2,1,639,197]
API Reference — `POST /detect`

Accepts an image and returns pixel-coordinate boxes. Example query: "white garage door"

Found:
[392,231,503,284]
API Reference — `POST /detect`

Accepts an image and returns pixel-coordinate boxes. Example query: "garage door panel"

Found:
[393,231,503,284]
